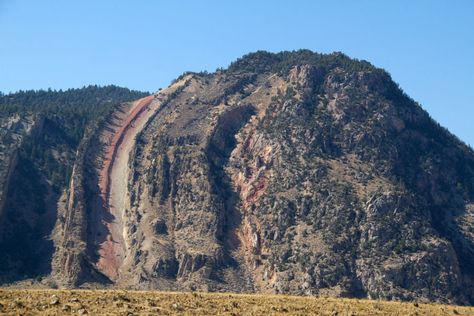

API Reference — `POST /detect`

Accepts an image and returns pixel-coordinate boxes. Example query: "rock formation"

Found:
[1,51,474,305]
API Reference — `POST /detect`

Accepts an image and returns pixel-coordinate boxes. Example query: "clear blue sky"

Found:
[0,1,473,145]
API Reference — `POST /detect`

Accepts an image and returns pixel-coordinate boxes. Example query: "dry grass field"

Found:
[0,289,473,315]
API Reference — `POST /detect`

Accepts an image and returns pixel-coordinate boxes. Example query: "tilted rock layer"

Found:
[2,51,474,305]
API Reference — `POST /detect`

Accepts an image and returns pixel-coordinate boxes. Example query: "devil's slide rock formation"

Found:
[1,51,474,305]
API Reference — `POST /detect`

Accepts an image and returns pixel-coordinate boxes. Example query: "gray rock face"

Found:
[2,51,474,305]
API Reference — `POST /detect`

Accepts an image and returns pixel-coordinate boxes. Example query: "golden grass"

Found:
[0,289,472,315]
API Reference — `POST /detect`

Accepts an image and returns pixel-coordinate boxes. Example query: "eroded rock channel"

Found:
[97,95,155,279]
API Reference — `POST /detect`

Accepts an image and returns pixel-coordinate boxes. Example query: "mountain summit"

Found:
[1,51,473,305]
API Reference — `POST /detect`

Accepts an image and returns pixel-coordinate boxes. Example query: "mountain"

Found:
[1,51,474,305]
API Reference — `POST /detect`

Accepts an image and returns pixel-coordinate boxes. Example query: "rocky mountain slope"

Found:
[1,51,474,305]
[0,86,148,283]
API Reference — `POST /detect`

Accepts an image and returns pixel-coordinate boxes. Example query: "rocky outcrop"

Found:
[52,163,89,286]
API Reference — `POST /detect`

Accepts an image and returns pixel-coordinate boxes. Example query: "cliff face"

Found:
[0,114,37,231]
[1,51,474,305]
